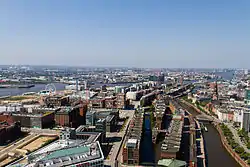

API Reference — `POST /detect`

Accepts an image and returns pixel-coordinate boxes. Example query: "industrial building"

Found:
[89,98,105,108]
[55,104,87,128]
[0,113,13,124]
[122,112,143,165]
[160,116,183,159]
[104,96,117,109]
[43,95,70,107]
[116,93,128,109]
[0,121,21,145]
[11,108,56,129]
[154,96,167,130]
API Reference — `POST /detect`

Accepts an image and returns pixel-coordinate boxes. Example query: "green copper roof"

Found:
[42,146,90,160]
[158,159,186,167]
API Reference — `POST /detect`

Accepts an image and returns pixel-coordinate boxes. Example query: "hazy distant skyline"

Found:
[1,1,250,68]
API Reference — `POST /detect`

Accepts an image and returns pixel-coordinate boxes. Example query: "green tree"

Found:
[247,142,250,149]
[230,141,239,149]
[235,147,244,154]
[238,129,245,137]
[248,159,250,165]
[240,152,250,160]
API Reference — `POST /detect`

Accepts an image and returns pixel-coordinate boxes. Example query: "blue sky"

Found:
[1,0,250,68]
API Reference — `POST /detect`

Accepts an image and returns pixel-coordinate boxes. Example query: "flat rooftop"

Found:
[33,141,103,167]
[8,141,103,167]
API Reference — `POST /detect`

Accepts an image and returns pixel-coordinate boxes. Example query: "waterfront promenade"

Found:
[216,124,249,167]
[227,123,250,154]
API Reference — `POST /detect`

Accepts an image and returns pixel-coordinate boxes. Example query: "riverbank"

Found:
[215,124,249,167]
[180,98,249,166]
[0,83,66,97]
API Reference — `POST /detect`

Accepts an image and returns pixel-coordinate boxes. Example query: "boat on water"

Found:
[200,122,208,132]
[0,84,35,88]
[22,92,37,96]
[38,90,51,95]
[17,84,35,88]
[204,126,208,132]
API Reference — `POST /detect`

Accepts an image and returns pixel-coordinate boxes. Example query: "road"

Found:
[104,110,135,167]
[227,123,250,154]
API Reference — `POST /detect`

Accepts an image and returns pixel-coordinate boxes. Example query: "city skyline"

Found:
[1,0,250,68]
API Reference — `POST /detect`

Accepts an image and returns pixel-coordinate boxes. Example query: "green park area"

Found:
[1,96,33,101]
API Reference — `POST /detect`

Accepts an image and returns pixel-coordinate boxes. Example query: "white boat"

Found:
[204,126,208,132]
[22,92,37,96]
[38,90,50,95]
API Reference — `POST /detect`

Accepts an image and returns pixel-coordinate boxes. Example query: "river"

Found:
[0,83,67,96]
[214,71,235,81]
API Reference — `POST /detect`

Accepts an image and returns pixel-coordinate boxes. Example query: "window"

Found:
[128,148,133,159]
[128,160,134,165]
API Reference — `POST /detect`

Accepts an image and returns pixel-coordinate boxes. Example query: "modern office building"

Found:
[8,129,104,167]
[30,141,104,167]
[86,110,97,126]
[242,111,250,132]
[95,118,106,134]
[244,89,250,105]
[106,115,116,132]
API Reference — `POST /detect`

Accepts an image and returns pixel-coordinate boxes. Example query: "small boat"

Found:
[204,126,208,132]
[17,84,35,88]
[22,92,37,96]
[39,90,51,95]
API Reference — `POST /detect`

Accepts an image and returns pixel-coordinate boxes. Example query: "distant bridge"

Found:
[195,115,214,123]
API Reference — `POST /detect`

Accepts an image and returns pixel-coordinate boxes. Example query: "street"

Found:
[227,123,250,154]
[104,109,135,167]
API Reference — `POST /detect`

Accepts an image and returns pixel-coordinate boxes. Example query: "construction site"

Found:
[0,134,58,167]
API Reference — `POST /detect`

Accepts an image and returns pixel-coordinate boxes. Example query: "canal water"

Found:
[203,124,240,167]
[0,83,66,96]
[140,115,155,165]
[178,100,240,167]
